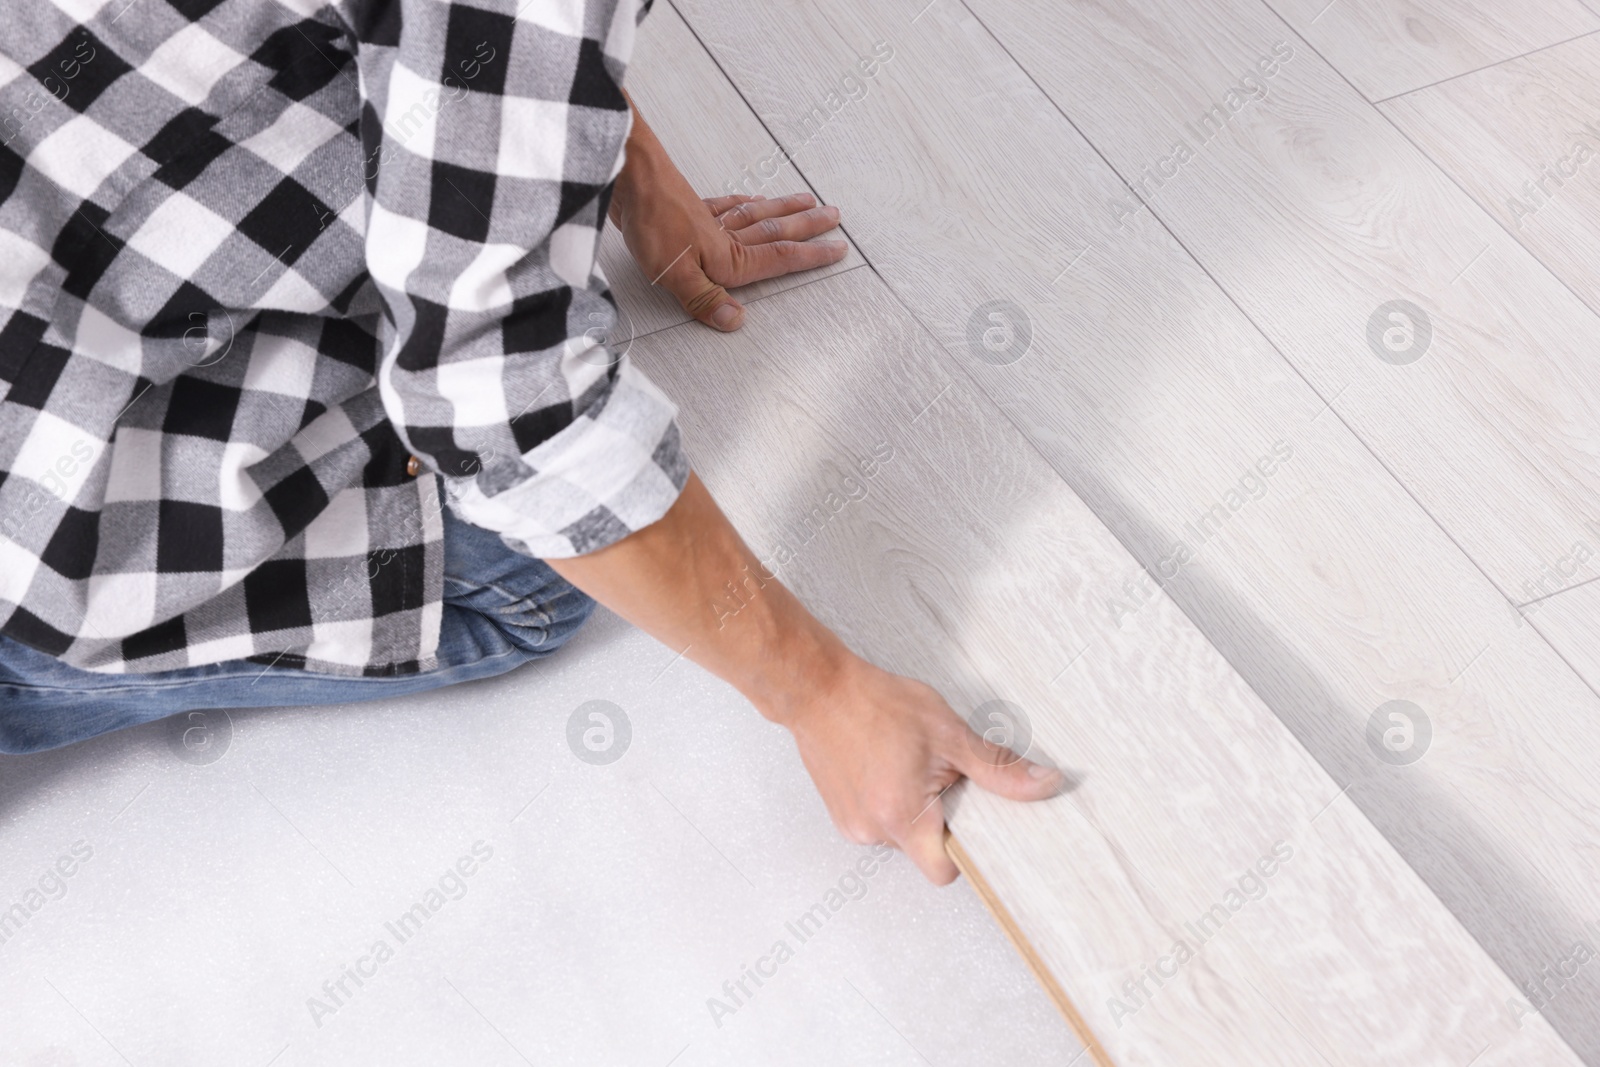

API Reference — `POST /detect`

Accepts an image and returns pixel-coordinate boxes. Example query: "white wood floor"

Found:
[659,0,1600,1061]
[1379,34,1600,329]
[8,1,1600,1065]
[1525,580,1600,695]
[1263,0,1599,101]
[635,265,1578,1065]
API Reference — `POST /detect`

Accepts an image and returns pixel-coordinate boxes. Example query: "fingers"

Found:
[949,725,1067,803]
[701,193,764,215]
[730,205,842,246]
[730,238,850,286]
[899,786,959,884]
[837,778,960,885]
[714,192,821,232]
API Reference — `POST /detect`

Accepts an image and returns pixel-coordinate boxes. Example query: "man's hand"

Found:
[774,657,1065,884]
[547,473,1066,886]
[610,91,848,332]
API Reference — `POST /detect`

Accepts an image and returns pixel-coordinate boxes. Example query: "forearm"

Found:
[545,92,1058,885]
[546,472,851,724]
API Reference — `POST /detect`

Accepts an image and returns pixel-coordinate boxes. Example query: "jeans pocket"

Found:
[442,573,594,655]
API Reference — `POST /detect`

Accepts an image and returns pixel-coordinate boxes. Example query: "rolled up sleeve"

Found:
[346,0,685,557]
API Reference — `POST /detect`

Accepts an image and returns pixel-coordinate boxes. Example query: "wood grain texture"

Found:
[966,0,1600,602]
[631,266,1581,1066]
[667,0,1600,1057]
[1525,580,1600,695]
[1380,33,1600,319]
[1261,0,1599,101]
[597,0,864,340]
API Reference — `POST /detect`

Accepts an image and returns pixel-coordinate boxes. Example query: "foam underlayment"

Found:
[0,608,1079,1066]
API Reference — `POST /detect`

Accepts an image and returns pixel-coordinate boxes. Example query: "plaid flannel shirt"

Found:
[0,0,687,676]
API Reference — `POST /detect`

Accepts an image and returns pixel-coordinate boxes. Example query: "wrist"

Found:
[613,118,672,223]
[746,613,859,730]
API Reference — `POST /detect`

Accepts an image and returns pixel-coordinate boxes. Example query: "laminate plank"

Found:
[945,833,1115,1067]
[971,0,1600,602]
[631,265,1580,1066]
[1261,0,1599,101]
[1380,34,1600,318]
[1525,579,1600,695]
[666,0,1600,1056]
[596,0,864,341]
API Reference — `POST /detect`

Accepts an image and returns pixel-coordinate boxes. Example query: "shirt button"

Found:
[406,455,421,477]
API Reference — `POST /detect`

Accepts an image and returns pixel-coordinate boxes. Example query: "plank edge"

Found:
[945,829,1117,1067]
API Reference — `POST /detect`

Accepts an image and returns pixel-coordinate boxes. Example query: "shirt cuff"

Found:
[442,361,689,558]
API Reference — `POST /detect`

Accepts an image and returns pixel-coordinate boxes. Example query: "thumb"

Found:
[952,729,1067,803]
[672,263,745,332]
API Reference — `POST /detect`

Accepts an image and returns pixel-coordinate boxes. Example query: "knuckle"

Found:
[682,284,724,316]
[758,217,783,240]
[934,714,969,744]
[871,800,911,835]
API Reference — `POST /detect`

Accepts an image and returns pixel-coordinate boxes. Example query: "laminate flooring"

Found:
[665,0,1600,1059]
[1380,36,1600,700]
[630,265,1579,1066]
[1260,0,1598,101]
[968,0,1600,603]
[1523,579,1600,698]
[1380,34,1600,336]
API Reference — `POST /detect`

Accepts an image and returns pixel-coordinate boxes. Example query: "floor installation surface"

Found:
[7,0,1600,1065]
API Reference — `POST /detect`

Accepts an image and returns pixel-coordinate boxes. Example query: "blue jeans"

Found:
[0,507,596,754]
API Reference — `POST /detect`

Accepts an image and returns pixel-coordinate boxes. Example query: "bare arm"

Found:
[548,473,1065,884]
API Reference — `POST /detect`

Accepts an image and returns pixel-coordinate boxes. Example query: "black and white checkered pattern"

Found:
[0,0,685,676]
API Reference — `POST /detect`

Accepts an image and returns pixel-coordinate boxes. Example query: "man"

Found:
[0,0,1062,883]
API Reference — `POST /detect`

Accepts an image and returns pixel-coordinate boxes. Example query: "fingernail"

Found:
[823,205,840,221]
[712,303,740,329]
[793,192,815,205]
[1027,762,1060,780]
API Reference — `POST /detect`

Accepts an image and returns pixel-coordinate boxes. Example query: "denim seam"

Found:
[0,645,530,697]
[442,575,558,628]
